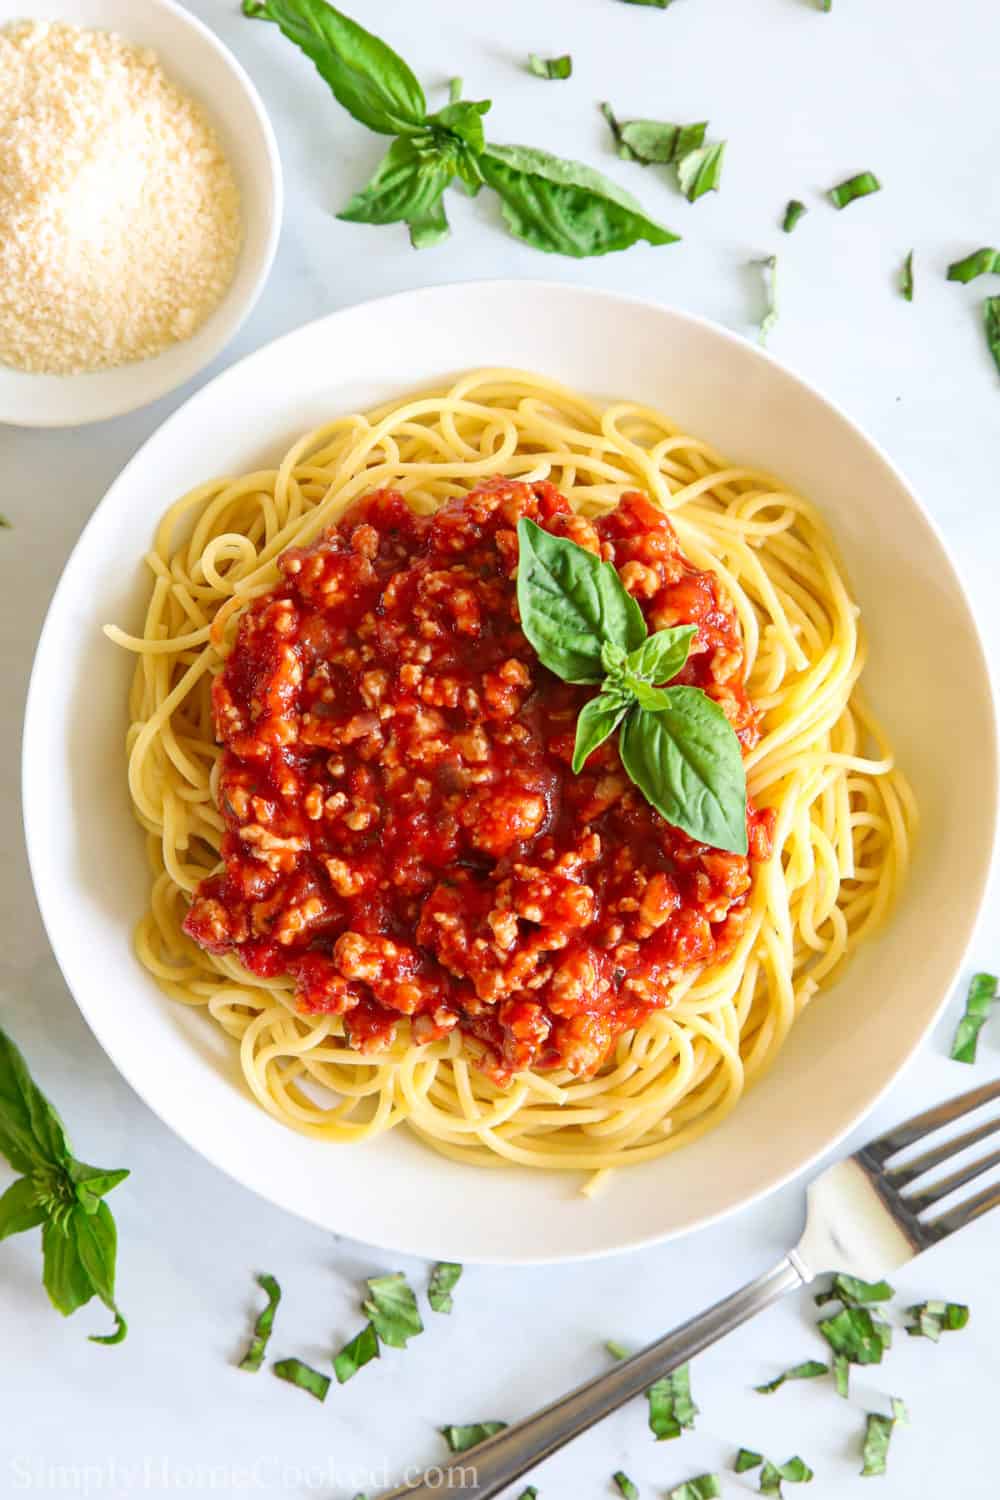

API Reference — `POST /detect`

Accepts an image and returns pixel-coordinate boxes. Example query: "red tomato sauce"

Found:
[184,480,774,1080]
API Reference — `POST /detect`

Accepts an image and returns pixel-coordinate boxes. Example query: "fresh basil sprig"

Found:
[0,1026,128,1343]
[516,519,748,853]
[245,0,678,256]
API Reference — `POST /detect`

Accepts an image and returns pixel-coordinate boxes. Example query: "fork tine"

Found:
[924,1179,1000,1240]
[862,1077,1000,1162]
[887,1112,1000,1186]
[902,1145,1000,1212]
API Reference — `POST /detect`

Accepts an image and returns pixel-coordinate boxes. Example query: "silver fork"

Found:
[381,1077,1000,1500]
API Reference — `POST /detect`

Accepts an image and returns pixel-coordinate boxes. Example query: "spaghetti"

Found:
[107,369,914,1179]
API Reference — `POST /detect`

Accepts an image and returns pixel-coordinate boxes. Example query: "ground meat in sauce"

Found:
[184,479,774,1081]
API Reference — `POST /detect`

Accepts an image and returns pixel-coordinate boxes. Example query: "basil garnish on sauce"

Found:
[516,519,747,853]
[0,1025,128,1344]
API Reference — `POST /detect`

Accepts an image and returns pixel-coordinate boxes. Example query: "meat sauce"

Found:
[184,480,773,1080]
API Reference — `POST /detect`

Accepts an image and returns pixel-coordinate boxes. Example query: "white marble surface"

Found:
[2,0,999,1493]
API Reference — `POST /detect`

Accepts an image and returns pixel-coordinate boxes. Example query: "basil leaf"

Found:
[906,1299,969,1339]
[42,1215,96,1317]
[441,1422,507,1453]
[70,1200,128,1344]
[600,105,706,165]
[646,1363,697,1440]
[339,137,453,230]
[528,54,572,80]
[334,1321,380,1381]
[627,625,695,684]
[606,1338,630,1359]
[273,1357,331,1401]
[428,1260,463,1314]
[432,99,491,156]
[986,297,1000,377]
[901,249,914,302]
[67,1161,130,1214]
[480,145,679,258]
[242,0,426,137]
[614,1474,639,1500]
[240,1272,282,1372]
[0,1025,72,1173]
[754,1359,829,1394]
[828,171,881,209]
[363,1272,423,1347]
[947,247,1000,283]
[676,142,725,201]
[620,692,748,854]
[408,198,451,249]
[627,680,670,712]
[818,1306,887,1365]
[572,692,631,773]
[0,1176,45,1240]
[861,1411,898,1477]
[948,972,996,1062]
[734,1450,763,1473]
[516,518,646,682]
[782,199,807,233]
[815,1273,894,1307]
[756,255,778,345]
[833,1354,850,1398]
[668,1478,721,1500]
[760,1457,813,1494]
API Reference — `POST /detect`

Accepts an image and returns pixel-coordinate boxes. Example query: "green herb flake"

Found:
[782,200,807,233]
[760,1457,813,1494]
[668,1476,722,1500]
[333,1322,380,1382]
[600,105,706,166]
[901,250,914,301]
[986,297,1000,377]
[861,1403,907,1477]
[528,53,572,80]
[815,1274,895,1307]
[906,1299,970,1340]
[441,1422,507,1453]
[677,142,726,202]
[828,171,881,209]
[947,247,1000,283]
[606,1338,631,1360]
[833,1354,850,1399]
[516,1489,538,1500]
[448,77,462,103]
[363,1272,423,1347]
[647,1363,698,1440]
[755,1359,829,1394]
[428,1260,463,1313]
[756,254,778,345]
[735,1450,764,1473]
[818,1306,887,1366]
[239,1273,282,1372]
[272,1357,330,1402]
[950,972,998,1061]
[614,1474,639,1500]
[619,0,671,7]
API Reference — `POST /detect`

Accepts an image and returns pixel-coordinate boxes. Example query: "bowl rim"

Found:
[21,280,1000,1261]
[0,0,283,429]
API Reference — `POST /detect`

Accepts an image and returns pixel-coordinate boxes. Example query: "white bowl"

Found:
[22,282,998,1262]
[0,0,281,427]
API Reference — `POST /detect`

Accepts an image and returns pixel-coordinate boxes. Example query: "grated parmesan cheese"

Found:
[0,20,243,375]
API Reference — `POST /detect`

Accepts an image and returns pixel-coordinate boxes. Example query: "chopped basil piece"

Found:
[760,1457,813,1494]
[334,1322,380,1382]
[735,1450,764,1473]
[782,200,807,233]
[528,53,572,80]
[272,1357,330,1401]
[828,171,881,209]
[950,972,998,1061]
[600,104,707,166]
[619,0,671,7]
[833,1354,850,1399]
[986,297,1000,377]
[614,1474,639,1500]
[815,1274,894,1307]
[448,77,462,103]
[901,250,914,301]
[756,254,778,345]
[818,1306,887,1366]
[677,142,725,202]
[754,1359,829,1394]
[818,0,832,9]
[647,1363,697,1440]
[239,1273,282,1372]
[363,1272,423,1347]
[606,1339,631,1360]
[905,1299,970,1340]
[668,1477,721,1500]
[516,1489,538,1500]
[441,1422,507,1453]
[428,1261,463,1314]
[947,247,1000,283]
[861,1401,907,1477]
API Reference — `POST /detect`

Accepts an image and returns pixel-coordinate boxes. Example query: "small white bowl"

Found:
[0,0,282,428]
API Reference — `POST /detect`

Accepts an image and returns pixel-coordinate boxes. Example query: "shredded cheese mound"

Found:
[0,20,243,375]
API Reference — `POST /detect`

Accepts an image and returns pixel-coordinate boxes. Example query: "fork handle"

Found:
[379,1256,805,1499]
